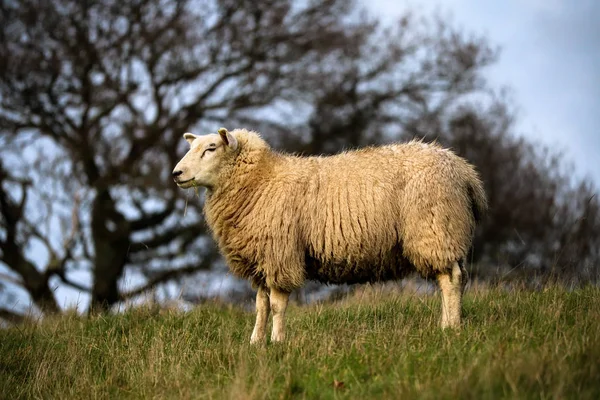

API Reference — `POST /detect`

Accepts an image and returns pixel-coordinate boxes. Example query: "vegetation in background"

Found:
[0,0,598,320]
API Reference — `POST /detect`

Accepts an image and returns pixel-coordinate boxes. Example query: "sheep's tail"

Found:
[467,176,488,223]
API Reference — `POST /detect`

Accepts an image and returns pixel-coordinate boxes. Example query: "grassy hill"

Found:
[1,286,599,399]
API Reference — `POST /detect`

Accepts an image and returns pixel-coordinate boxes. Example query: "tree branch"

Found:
[128,224,200,253]
[0,272,24,287]
[119,257,215,301]
[55,274,91,293]
[129,200,176,232]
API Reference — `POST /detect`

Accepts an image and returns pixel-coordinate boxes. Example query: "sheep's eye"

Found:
[201,146,217,157]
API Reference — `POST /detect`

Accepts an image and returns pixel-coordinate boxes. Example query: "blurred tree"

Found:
[0,0,389,314]
[441,100,600,284]
[0,0,598,319]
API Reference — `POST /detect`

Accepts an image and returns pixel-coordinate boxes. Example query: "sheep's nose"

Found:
[172,170,183,178]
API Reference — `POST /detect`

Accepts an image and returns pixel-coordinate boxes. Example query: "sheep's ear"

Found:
[183,132,197,145]
[218,128,238,151]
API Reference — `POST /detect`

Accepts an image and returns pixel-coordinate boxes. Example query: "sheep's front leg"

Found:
[270,288,290,343]
[250,286,271,344]
[437,261,464,329]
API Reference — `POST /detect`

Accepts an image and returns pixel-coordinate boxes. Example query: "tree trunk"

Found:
[89,190,130,313]
[3,243,60,314]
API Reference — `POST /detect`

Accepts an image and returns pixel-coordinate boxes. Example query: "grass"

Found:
[1,286,599,399]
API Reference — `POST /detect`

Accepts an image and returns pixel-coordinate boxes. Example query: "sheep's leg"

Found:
[270,287,290,343]
[437,261,464,329]
[250,286,271,344]
[459,258,469,295]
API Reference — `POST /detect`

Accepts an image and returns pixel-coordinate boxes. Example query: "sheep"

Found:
[173,128,487,343]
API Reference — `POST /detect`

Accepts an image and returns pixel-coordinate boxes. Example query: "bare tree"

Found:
[440,100,600,283]
[0,0,388,314]
[0,162,61,315]
[1,0,597,319]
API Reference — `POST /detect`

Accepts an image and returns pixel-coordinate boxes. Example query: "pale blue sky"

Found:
[366,0,600,183]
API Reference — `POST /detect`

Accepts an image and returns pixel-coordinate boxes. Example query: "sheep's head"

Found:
[172,128,238,189]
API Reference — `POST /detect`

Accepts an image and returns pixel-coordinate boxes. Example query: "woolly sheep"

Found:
[173,128,487,343]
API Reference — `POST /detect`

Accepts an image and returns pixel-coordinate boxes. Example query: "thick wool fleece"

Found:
[204,129,487,292]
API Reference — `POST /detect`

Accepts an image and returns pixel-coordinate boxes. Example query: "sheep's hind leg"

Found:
[270,287,290,343]
[437,261,464,329]
[459,258,469,294]
[250,286,271,344]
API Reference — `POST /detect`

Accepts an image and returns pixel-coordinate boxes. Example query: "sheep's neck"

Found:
[204,150,279,237]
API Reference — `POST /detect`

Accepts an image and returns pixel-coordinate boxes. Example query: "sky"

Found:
[366,0,600,183]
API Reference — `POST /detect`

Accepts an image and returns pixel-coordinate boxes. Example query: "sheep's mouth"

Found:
[175,177,195,187]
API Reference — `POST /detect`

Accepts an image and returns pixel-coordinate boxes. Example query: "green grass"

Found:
[1,286,599,399]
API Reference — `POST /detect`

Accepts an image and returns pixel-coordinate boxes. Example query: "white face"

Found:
[172,131,237,189]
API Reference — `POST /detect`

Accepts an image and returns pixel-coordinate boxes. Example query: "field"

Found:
[1,286,599,399]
